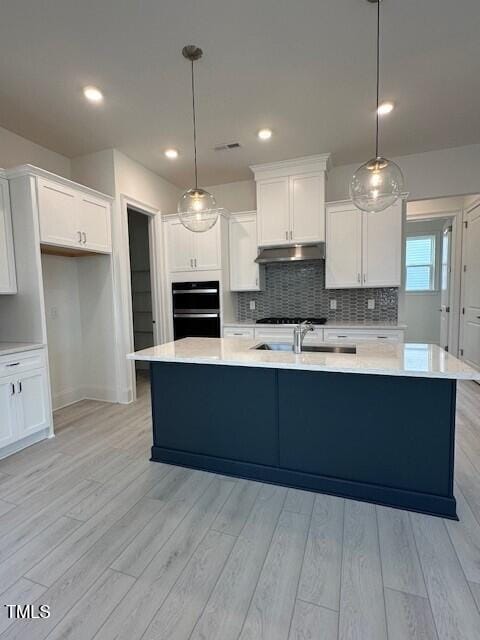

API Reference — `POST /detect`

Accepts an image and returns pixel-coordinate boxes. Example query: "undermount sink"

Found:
[252,343,357,354]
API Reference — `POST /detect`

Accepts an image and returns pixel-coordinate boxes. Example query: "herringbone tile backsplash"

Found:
[236,261,398,322]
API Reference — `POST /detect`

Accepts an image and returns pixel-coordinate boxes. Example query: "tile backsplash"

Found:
[236,261,398,323]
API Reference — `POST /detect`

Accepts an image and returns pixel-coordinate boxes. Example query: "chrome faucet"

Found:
[293,321,314,354]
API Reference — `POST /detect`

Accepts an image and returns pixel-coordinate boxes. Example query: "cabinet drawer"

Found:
[324,329,403,343]
[223,327,255,338]
[303,328,324,343]
[0,349,46,379]
[254,327,294,342]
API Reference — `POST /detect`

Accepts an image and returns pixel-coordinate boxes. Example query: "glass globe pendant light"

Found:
[177,45,221,233]
[350,0,404,213]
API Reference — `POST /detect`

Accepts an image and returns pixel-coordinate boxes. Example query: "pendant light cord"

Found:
[190,60,199,190]
[375,0,380,159]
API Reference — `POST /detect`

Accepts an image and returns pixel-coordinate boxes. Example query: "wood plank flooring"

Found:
[0,373,480,639]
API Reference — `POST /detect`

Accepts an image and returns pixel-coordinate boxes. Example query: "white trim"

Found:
[5,164,113,201]
[250,153,332,180]
[119,194,165,402]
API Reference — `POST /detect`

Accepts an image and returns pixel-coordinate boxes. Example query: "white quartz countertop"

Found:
[224,321,407,330]
[128,338,480,380]
[0,342,45,357]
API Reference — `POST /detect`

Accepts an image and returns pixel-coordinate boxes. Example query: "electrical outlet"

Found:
[50,306,58,320]
[249,300,256,311]
[367,299,375,310]
[329,299,337,310]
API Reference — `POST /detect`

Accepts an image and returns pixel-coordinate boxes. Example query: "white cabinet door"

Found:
[0,376,17,448]
[230,213,261,291]
[16,368,50,438]
[363,201,402,287]
[290,174,325,243]
[257,178,290,246]
[325,205,362,288]
[167,219,195,272]
[37,178,80,248]
[194,223,221,270]
[78,194,112,253]
[0,178,17,294]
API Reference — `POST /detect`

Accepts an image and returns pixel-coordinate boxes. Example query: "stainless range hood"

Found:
[255,243,325,264]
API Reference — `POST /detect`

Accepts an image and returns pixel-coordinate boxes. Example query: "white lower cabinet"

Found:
[0,376,17,448]
[0,349,51,452]
[223,324,404,344]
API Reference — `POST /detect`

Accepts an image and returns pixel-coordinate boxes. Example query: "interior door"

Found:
[257,178,290,246]
[290,173,325,243]
[168,219,194,272]
[439,225,452,350]
[461,206,480,369]
[362,201,402,287]
[16,369,50,438]
[0,376,17,448]
[325,205,362,288]
[78,195,112,253]
[194,223,221,270]
[37,178,80,248]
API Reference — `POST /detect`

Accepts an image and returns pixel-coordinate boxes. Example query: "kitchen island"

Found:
[128,338,480,519]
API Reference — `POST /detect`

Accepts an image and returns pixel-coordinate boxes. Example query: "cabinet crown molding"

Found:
[5,164,113,202]
[250,153,332,181]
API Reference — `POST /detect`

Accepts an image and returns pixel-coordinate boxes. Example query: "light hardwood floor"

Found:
[1,375,480,639]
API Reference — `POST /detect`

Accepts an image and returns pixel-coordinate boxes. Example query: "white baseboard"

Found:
[0,429,50,461]
[82,385,119,404]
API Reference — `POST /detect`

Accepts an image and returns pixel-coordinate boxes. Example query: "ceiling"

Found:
[1,0,479,187]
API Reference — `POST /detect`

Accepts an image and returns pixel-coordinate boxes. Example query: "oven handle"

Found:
[174,313,219,318]
[173,289,218,294]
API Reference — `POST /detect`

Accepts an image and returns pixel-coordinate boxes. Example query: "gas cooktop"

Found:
[256,317,327,325]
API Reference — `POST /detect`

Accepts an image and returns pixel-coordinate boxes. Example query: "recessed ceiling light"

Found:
[258,128,273,141]
[165,148,179,159]
[377,101,394,115]
[83,86,104,103]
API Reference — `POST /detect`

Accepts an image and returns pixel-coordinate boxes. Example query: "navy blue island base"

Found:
[150,361,457,519]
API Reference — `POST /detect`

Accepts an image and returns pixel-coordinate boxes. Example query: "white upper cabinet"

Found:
[290,173,325,243]
[194,223,222,270]
[257,178,290,246]
[38,177,112,254]
[0,177,17,294]
[251,154,330,248]
[362,202,402,287]
[78,194,111,253]
[38,178,79,247]
[168,218,195,272]
[166,216,222,273]
[326,204,363,288]
[326,200,403,289]
[229,212,263,291]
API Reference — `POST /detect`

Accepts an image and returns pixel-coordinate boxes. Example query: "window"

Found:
[405,235,436,292]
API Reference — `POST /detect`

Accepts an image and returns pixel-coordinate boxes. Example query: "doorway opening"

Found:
[127,207,155,396]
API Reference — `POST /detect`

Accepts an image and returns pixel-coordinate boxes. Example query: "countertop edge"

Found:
[127,352,479,381]
[0,343,45,357]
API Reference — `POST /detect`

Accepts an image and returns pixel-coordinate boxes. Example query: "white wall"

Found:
[0,125,70,177]
[404,218,449,344]
[327,144,480,203]
[41,254,83,409]
[202,144,480,212]
[205,179,256,213]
